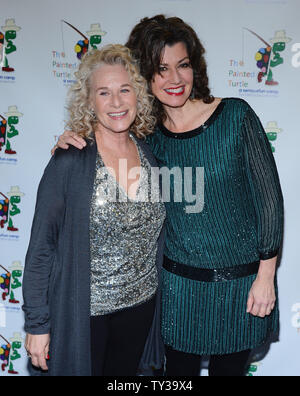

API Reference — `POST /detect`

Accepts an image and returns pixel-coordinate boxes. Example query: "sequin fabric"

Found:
[90,135,166,316]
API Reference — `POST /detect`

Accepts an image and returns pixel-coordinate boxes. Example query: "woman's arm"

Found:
[22,151,69,368]
[247,256,277,317]
[241,105,284,317]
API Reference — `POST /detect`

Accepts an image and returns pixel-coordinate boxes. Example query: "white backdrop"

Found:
[0,0,299,376]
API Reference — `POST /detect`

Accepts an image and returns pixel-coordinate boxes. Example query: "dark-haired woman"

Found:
[53,15,284,377]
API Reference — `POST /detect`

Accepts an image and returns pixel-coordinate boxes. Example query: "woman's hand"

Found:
[247,277,276,317]
[51,130,86,155]
[25,333,50,371]
[247,257,277,318]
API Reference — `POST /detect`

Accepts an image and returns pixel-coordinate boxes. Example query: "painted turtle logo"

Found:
[62,21,106,60]
[0,187,25,232]
[0,106,23,155]
[1,19,21,73]
[245,29,291,85]
[0,333,23,375]
[265,121,282,153]
[0,262,23,304]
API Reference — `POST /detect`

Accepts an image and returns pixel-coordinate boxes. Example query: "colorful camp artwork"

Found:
[247,362,260,376]
[0,333,23,375]
[0,266,11,302]
[0,192,9,229]
[245,28,292,86]
[255,46,272,83]
[0,31,4,67]
[0,262,22,304]
[75,38,89,60]
[1,19,21,73]
[62,21,106,60]
[265,121,282,153]
[0,335,12,373]
[0,187,24,232]
[0,115,7,151]
[0,106,23,155]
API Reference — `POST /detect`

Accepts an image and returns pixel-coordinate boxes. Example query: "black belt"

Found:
[163,256,260,282]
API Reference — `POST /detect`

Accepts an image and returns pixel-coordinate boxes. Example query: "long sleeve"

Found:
[241,106,284,260]
[22,151,69,334]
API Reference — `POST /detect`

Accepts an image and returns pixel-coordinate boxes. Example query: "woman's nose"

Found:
[168,68,181,84]
[111,93,123,107]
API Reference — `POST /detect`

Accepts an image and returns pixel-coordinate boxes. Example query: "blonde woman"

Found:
[23,45,166,376]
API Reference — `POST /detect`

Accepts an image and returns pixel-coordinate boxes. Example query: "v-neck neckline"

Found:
[96,134,142,202]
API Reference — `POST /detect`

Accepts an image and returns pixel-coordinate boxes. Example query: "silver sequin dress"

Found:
[90,135,166,316]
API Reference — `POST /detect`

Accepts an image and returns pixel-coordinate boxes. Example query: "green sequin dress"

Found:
[146,98,284,355]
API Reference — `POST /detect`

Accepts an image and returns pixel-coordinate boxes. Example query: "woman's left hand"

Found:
[247,277,276,318]
[247,257,277,318]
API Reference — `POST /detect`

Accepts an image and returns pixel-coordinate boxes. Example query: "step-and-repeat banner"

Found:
[0,0,299,376]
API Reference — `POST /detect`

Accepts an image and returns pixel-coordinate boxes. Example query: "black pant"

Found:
[90,296,156,376]
[165,346,251,376]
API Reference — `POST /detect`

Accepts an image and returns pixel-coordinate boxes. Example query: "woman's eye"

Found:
[121,88,130,93]
[159,66,167,72]
[99,91,108,96]
[179,62,191,68]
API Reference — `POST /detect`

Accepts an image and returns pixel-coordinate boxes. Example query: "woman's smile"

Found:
[164,86,186,96]
[107,110,129,119]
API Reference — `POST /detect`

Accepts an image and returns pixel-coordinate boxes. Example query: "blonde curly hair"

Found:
[66,44,156,140]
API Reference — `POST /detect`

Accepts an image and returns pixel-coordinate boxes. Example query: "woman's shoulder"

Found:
[135,135,159,167]
[51,140,96,169]
[222,97,251,111]
[221,97,255,121]
[145,128,164,145]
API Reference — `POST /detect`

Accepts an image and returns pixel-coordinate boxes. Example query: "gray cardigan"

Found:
[22,137,165,376]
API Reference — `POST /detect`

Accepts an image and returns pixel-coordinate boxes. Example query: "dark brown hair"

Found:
[125,14,214,124]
